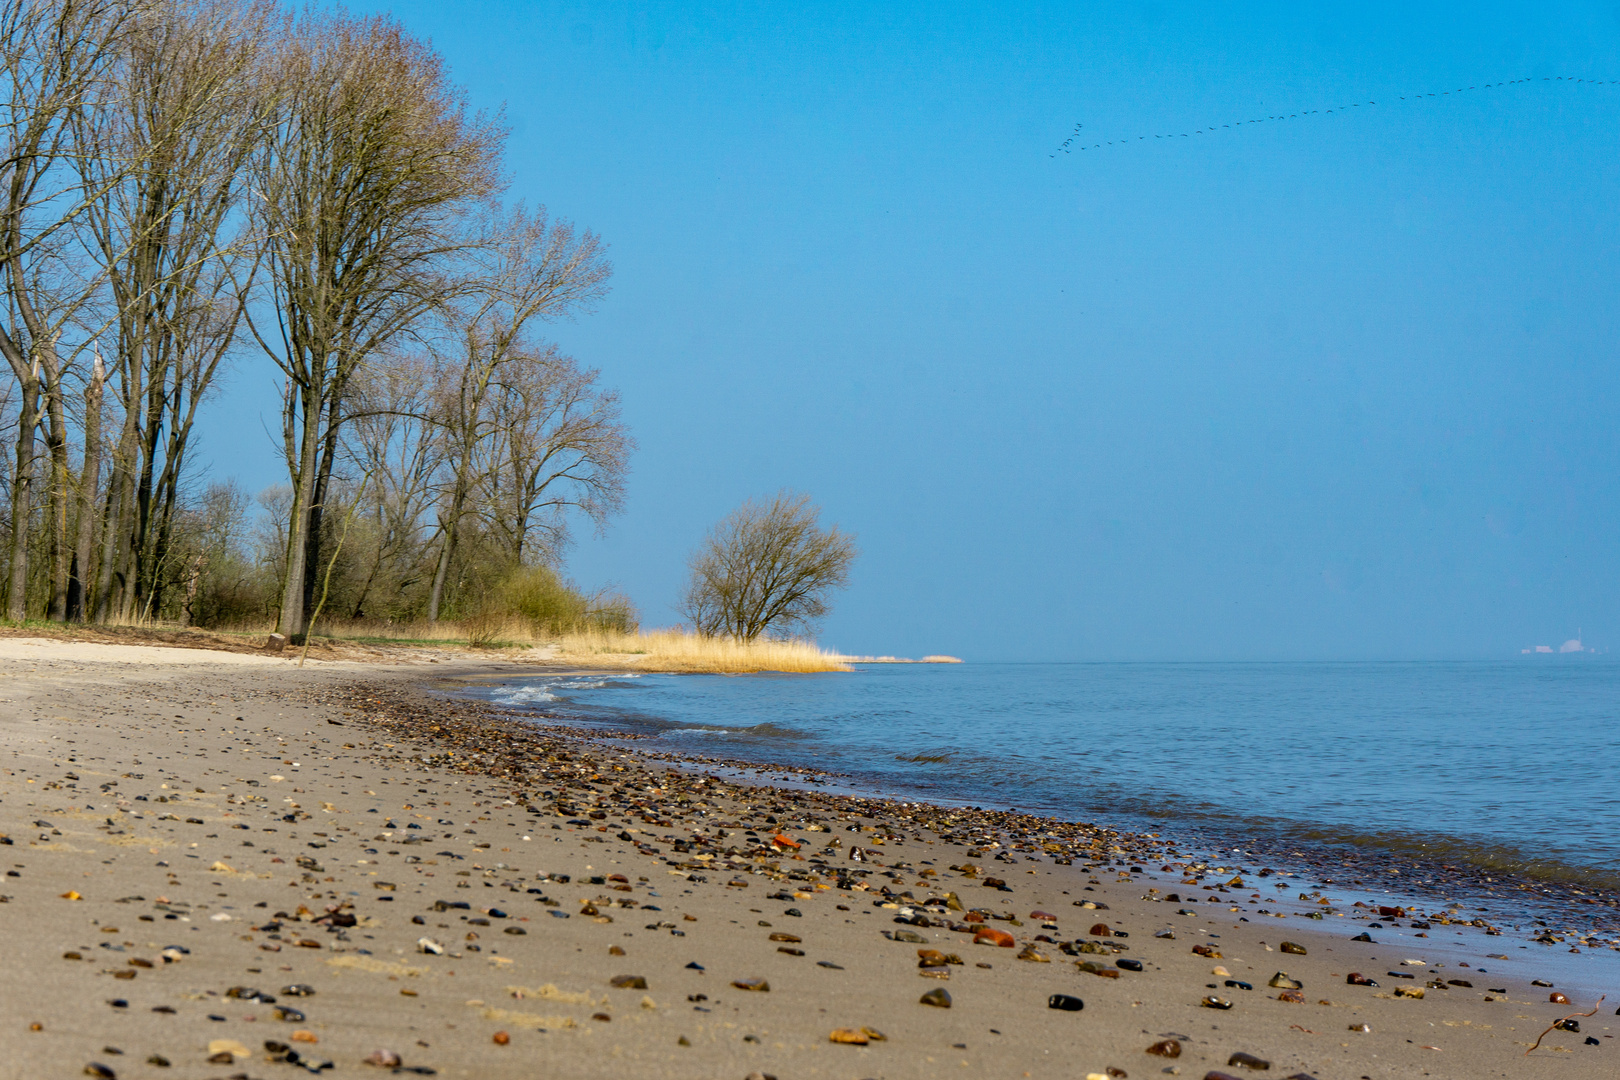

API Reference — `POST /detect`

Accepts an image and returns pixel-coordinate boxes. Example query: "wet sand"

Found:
[0,640,1614,1080]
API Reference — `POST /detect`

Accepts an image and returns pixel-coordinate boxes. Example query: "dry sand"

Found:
[0,640,1613,1080]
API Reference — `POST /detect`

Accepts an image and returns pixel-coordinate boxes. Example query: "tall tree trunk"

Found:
[277,385,321,639]
[69,353,105,620]
[6,374,38,620]
[40,347,71,622]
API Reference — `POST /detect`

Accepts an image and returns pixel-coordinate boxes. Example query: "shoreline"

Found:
[1,643,1614,1079]
[437,671,1620,953]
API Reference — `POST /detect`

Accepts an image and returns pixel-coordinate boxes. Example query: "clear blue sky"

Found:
[197,2,1620,661]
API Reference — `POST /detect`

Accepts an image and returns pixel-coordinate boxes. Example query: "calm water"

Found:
[455,659,1620,886]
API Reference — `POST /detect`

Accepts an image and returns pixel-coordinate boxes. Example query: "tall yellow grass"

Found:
[203,615,850,673]
[550,628,850,673]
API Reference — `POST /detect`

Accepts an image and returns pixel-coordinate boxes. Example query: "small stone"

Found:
[1047,994,1084,1011]
[1145,1039,1181,1057]
[892,929,926,943]
[206,1039,250,1059]
[1393,987,1425,999]
[1345,972,1378,986]
[1279,941,1306,955]
[83,1066,116,1079]
[974,927,1015,948]
[1348,1023,1370,1032]
[1192,944,1222,958]
[1089,923,1111,936]
[1201,996,1233,1010]
[920,988,953,1008]
[290,1030,317,1043]
[592,1013,611,1022]
[364,1049,402,1067]
[272,1006,305,1022]
[1351,933,1373,942]
[829,1028,869,1045]
[769,933,802,942]
[610,975,648,989]
[677,1036,691,1046]
[1118,958,1143,971]
[1228,1050,1271,1069]
[503,926,526,935]
[1268,973,1302,990]
[493,1031,510,1045]
[281,984,315,996]
[145,1056,170,1067]
[1276,989,1305,1003]
[416,937,444,955]
[1446,979,1472,988]
[732,978,770,992]
[1550,992,1570,1004]
[1212,966,1231,977]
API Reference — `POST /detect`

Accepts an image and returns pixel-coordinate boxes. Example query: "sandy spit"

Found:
[0,641,1613,1080]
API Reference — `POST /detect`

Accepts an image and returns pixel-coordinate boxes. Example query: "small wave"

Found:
[491,686,559,705]
[666,722,806,740]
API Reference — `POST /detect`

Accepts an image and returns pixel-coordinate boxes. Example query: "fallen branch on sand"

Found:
[1525,994,1605,1055]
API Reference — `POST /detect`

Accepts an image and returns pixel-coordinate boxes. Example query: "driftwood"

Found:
[1525,994,1605,1055]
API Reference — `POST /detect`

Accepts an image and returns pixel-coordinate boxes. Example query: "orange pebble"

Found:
[493,1031,510,1045]
[291,1030,318,1043]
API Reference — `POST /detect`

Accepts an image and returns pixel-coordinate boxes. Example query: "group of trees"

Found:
[0,0,857,645]
[0,0,630,637]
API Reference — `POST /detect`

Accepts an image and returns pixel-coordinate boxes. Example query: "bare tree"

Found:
[79,0,273,623]
[248,9,502,638]
[0,0,133,619]
[341,352,439,619]
[480,346,630,568]
[680,492,857,641]
[423,204,610,622]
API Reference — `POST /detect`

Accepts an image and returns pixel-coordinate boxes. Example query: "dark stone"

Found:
[1117,958,1143,972]
[920,988,953,1008]
[1047,994,1084,1011]
[1228,1050,1271,1069]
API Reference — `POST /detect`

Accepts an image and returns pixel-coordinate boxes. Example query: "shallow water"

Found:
[456,659,1620,887]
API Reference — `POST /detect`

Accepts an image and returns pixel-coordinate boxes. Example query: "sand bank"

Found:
[0,643,1613,1079]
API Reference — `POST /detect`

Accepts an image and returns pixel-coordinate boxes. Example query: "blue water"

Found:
[456,659,1620,886]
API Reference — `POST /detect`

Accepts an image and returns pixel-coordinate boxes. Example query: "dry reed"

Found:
[550,629,850,674]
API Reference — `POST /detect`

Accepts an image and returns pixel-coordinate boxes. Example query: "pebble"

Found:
[829,1028,869,1044]
[1279,941,1306,955]
[1267,973,1301,990]
[1228,1051,1270,1070]
[1047,994,1084,1011]
[1201,997,1233,1010]
[920,988,953,1008]
[974,927,1015,948]
[493,1031,511,1045]
[1117,958,1143,971]
[610,975,648,989]
[1550,992,1570,1004]
[364,1049,402,1066]
[1145,1039,1182,1057]
[83,1066,115,1079]
[732,979,770,992]
[1345,973,1378,986]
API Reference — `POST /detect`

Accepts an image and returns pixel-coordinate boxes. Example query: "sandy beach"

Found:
[1,639,1614,1080]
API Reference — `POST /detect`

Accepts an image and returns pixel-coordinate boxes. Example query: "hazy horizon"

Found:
[191,2,1620,662]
